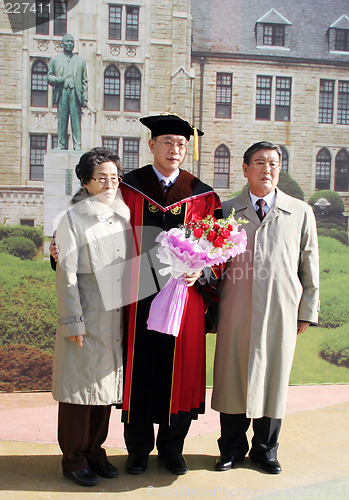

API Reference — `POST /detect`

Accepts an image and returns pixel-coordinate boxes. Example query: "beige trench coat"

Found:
[212,189,319,418]
[52,192,130,405]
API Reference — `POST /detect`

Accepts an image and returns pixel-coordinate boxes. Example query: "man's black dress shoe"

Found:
[126,453,148,474]
[159,453,189,475]
[63,468,98,487]
[215,455,244,471]
[89,461,119,478]
[254,458,282,474]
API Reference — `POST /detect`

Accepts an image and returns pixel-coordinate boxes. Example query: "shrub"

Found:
[308,190,345,216]
[277,170,304,200]
[316,218,346,230]
[319,325,349,369]
[0,236,37,259]
[0,225,44,249]
[317,227,348,246]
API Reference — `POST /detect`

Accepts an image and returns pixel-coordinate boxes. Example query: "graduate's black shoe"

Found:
[126,453,148,474]
[63,468,98,487]
[253,457,282,474]
[88,461,119,478]
[215,455,245,471]
[159,453,189,475]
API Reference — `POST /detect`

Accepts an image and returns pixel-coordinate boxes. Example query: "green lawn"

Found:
[206,327,349,388]
[205,235,349,388]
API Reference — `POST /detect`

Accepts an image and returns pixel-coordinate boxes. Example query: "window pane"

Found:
[319,79,334,124]
[31,61,48,107]
[102,137,119,155]
[335,149,349,191]
[104,65,120,110]
[30,135,47,181]
[316,149,331,190]
[216,73,232,118]
[214,145,230,188]
[337,81,349,125]
[275,77,291,121]
[126,6,139,41]
[54,2,67,36]
[263,24,285,46]
[36,1,50,35]
[123,138,139,172]
[125,67,141,112]
[256,75,272,120]
[335,29,349,51]
[109,5,122,40]
[280,146,289,172]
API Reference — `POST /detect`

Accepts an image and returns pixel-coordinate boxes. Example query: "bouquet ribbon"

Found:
[147,276,189,336]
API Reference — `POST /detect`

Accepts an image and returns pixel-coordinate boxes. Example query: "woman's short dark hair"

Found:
[75,147,124,185]
[243,141,282,165]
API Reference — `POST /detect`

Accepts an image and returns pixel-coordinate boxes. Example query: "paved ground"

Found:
[0,386,348,499]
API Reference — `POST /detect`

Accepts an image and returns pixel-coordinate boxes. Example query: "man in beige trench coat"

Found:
[212,141,319,474]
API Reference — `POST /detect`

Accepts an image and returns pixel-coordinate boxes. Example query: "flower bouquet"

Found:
[147,210,248,337]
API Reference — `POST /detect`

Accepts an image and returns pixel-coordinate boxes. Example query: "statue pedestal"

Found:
[44,150,83,237]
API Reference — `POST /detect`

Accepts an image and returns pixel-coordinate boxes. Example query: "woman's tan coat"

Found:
[212,188,319,419]
[52,192,130,405]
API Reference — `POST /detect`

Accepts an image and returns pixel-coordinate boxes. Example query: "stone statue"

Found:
[47,34,88,151]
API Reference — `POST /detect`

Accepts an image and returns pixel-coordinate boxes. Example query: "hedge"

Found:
[0,225,44,249]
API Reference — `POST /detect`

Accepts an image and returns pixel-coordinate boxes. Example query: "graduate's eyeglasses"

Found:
[91,176,121,185]
[250,160,280,170]
[154,140,188,151]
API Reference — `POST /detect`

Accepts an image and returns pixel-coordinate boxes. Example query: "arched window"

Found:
[316,148,331,190]
[214,145,230,189]
[31,60,48,107]
[279,146,289,172]
[124,66,141,112]
[104,65,120,111]
[335,149,349,192]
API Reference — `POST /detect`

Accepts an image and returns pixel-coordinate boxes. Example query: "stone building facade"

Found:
[1,0,349,228]
[0,0,194,228]
[191,0,349,205]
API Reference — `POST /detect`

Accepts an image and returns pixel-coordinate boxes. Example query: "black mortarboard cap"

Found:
[139,113,203,160]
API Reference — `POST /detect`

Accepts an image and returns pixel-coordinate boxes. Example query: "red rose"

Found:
[193,216,202,223]
[220,228,230,239]
[213,236,225,248]
[202,223,210,231]
[213,223,220,231]
[227,224,233,231]
[207,230,218,242]
[194,227,204,238]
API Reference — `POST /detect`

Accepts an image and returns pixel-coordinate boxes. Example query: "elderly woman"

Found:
[52,147,130,487]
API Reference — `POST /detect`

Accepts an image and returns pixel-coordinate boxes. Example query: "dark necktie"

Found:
[160,179,171,192]
[256,198,266,221]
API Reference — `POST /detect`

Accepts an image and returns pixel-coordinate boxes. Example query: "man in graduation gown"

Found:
[120,114,221,475]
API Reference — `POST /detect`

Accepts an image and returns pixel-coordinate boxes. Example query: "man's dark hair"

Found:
[243,141,282,165]
[75,147,124,185]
